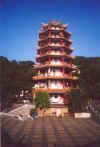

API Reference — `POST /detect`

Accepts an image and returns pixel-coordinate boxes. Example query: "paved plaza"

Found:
[1,115,100,147]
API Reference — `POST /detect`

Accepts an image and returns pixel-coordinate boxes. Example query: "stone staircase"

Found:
[8,104,35,119]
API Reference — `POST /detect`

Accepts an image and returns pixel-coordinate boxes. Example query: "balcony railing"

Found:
[37,47,73,53]
[37,52,64,57]
[36,53,74,59]
[39,35,68,41]
[38,42,72,49]
[32,74,78,80]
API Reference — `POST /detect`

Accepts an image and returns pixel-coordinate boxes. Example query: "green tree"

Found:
[35,91,50,110]
[67,88,87,112]
[74,56,100,100]
[0,56,34,110]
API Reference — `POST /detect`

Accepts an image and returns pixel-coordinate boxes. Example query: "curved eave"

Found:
[36,55,74,62]
[64,31,71,36]
[39,37,72,43]
[37,48,73,53]
[36,54,74,58]
[38,45,73,51]
[32,88,67,93]
[39,29,68,34]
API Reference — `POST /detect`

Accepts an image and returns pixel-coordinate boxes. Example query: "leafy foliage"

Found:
[67,88,87,112]
[74,56,100,100]
[0,56,34,110]
[30,108,36,117]
[35,91,50,109]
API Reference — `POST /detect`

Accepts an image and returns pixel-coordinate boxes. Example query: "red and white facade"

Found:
[32,20,78,107]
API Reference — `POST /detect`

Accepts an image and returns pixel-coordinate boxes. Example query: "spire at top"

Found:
[49,19,61,25]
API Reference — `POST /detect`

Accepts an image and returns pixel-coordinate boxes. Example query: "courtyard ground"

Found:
[1,115,100,147]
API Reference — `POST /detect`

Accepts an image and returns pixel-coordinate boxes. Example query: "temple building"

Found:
[32,20,78,115]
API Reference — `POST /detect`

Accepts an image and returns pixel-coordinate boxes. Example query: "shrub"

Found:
[30,108,36,117]
[35,91,50,110]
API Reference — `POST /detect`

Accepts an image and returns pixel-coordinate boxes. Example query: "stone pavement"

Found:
[1,115,100,147]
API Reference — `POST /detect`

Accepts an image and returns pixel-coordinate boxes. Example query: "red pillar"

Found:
[49,31,51,36]
[49,39,51,45]
[48,80,50,88]
[62,57,64,64]
[63,80,65,88]
[71,81,74,88]
[62,48,64,54]
[48,48,51,54]
[63,93,67,104]
[62,67,64,75]
[70,61,72,68]
[40,50,42,56]
[49,56,51,64]
[60,40,63,45]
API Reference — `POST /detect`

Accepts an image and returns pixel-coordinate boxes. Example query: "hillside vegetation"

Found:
[0,56,100,110]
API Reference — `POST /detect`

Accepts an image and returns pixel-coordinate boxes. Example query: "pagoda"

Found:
[32,20,78,115]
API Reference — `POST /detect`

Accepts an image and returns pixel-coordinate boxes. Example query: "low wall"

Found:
[74,113,91,118]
